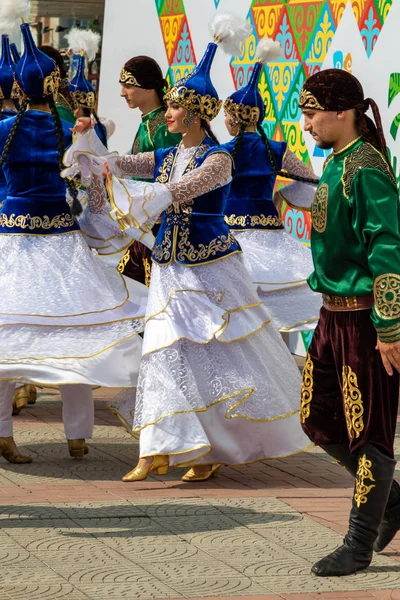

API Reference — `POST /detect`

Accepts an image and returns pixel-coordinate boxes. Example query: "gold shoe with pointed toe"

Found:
[122,455,169,482]
[26,385,37,405]
[182,464,221,482]
[0,437,33,464]
[68,439,89,458]
[12,386,30,416]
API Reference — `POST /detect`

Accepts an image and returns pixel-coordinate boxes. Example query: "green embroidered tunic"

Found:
[132,106,180,154]
[308,137,400,342]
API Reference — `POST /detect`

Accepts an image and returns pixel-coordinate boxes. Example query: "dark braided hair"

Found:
[80,106,108,148]
[231,125,245,163]
[48,96,82,216]
[0,99,29,167]
[201,120,219,144]
[256,123,319,185]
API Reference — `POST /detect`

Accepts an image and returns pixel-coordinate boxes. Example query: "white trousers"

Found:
[0,383,94,439]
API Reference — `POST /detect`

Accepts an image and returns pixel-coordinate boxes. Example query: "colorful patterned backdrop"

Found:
[154,0,394,248]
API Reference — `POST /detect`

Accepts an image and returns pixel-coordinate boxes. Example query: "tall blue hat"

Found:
[224,38,281,127]
[164,12,251,122]
[69,53,96,109]
[0,34,18,100]
[66,28,101,110]
[10,42,20,64]
[14,23,60,100]
[164,43,222,121]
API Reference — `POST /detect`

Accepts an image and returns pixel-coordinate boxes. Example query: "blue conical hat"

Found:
[164,43,222,121]
[164,12,251,122]
[69,53,96,109]
[10,43,20,64]
[224,38,281,127]
[14,23,60,100]
[0,34,18,100]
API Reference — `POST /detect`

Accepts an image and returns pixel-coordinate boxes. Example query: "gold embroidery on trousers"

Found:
[342,365,364,439]
[354,454,375,508]
[143,258,151,287]
[374,273,400,320]
[300,353,313,423]
[117,249,131,274]
[311,183,328,233]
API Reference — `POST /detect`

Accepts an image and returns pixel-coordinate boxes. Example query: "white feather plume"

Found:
[209,12,252,56]
[255,37,282,64]
[0,0,30,35]
[66,27,101,62]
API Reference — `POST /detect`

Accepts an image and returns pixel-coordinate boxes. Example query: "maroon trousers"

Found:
[301,307,399,458]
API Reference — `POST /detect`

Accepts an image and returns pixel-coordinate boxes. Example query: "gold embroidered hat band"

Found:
[119,56,168,91]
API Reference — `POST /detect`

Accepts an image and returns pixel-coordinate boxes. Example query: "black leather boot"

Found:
[374,479,400,552]
[321,444,399,553]
[312,443,395,577]
[320,444,358,476]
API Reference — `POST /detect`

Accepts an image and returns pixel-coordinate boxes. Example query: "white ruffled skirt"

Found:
[0,231,147,387]
[234,229,322,332]
[109,253,310,466]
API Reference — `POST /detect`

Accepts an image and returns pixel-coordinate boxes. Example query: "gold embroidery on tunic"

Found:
[147,110,167,145]
[342,365,364,439]
[225,214,282,228]
[300,353,313,423]
[132,135,140,155]
[354,454,375,508]
[342,142,396,199]
[311,183,328,233]
[374,273,400,320]
[0,212,75,230]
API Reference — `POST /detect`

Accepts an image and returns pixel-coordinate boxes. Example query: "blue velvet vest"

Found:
[222,132,286,230]
[0,110,79,235]
[0,110,16,203]
[152,136,241,266]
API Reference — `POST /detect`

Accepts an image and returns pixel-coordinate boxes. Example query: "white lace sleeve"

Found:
[115,153,155,179]
[275,181,317,211]
[87,174,108,214]
[282,149,317,181]
[99,117,116,140]
[166,152,232,204]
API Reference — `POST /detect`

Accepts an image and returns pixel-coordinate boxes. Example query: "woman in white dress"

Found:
[223,38,321,334]
[0,18,146,464]
[67,18,311,482]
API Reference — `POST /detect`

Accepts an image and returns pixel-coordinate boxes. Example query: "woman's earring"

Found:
[183,112,192,128]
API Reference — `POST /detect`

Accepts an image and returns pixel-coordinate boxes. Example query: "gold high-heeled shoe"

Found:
[26,385,37,405]
[68,439,89,458]
[0,437,33,464]
[182,464,221,482]
[122,455,169,482]
[12,386,30,416]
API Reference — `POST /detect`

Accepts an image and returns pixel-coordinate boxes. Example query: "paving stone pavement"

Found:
[0,388,399,600]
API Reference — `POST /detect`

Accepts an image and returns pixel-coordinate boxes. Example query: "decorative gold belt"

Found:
[322,293,374,311]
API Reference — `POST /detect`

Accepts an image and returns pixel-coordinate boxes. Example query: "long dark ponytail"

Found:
[48,96,82,216]
[0,99,29,167]
[256,123,318,185]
